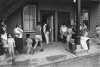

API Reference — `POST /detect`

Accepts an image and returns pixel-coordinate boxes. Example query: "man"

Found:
[60,24,68,42]
[43,24,51,44]
[14,24,23,53]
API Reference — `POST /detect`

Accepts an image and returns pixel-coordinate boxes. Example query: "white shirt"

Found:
[1,32,7,40]
[14,27,23,38]
[7,38,15,47]
[96,26,100,34]
[60,25,67,33]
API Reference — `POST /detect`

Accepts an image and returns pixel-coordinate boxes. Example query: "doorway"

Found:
[40,10,55,42]
[57,11,71,41]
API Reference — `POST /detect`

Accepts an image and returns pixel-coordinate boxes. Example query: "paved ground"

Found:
[0,38,100,67]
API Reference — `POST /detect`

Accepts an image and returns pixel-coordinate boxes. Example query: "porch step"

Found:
[75,45,89,56]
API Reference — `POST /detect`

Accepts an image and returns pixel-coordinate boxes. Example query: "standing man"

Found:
[43,23,51,44]
[14,24,23,54]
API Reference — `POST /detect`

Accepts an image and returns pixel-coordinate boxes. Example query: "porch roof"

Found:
[0,0,99,18]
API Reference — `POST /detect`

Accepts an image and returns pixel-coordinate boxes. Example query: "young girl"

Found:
[80,30,90,50]
[7,33,15,57]
[26,34,33,54]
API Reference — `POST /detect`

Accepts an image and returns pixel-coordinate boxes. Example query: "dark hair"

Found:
[16,24,21,27]
[96,25,100,27]
[7,33,13,37]
[26,34,30,38]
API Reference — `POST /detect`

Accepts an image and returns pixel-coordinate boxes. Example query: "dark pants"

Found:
[15,38,23,53]
[86,39,90,50]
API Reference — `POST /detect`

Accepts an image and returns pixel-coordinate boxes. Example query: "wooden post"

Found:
[55,10,58,42]
[76,0,81,44]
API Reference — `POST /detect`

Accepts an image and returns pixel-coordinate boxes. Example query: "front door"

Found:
[57,11,71,41]
[40,10,55,42]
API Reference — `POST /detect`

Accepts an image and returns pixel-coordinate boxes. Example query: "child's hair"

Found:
[26,34,30,38]
[7,33,12,38]
[81,29,88,36]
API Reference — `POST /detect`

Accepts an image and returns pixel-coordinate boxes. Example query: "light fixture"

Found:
[73,0,76,3]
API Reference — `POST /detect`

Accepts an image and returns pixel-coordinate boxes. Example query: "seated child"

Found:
[7,33,15,57]
[26,34,33,54]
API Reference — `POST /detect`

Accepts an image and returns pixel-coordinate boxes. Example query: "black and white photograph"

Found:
[0,0,100,67]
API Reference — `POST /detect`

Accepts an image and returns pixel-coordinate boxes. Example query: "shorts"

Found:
[35,35,42,41]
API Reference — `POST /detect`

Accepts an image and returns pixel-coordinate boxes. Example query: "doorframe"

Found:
[40,10,55,42]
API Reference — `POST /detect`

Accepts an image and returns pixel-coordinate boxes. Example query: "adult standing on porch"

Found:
[14,24,23,54]
[0,20,8,56]
[43,23,51,44]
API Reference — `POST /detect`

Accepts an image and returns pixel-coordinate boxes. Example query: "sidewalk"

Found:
[0,40,100,67]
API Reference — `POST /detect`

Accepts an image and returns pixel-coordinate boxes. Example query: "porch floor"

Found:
[0,39,100,67]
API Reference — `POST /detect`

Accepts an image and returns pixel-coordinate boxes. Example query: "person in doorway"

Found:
[60,24,68,43]
[66,25,74,51]
[43,23,51,44]
[26,34,33,54]
[14,24,23,54]
[80,22,87,35]
[96,25,100,39]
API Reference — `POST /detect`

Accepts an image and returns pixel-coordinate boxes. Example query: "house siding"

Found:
[90,3,100,32]
[6,8,22,35]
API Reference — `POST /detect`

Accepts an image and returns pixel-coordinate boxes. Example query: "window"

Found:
[23,5,36,32]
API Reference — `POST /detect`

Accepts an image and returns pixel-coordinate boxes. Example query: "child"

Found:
[7,33,15,57]
[80,30,90,50]
[26,34,33,54]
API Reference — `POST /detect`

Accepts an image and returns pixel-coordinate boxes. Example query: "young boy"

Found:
[26,34,33,54]
[7,33,15,57]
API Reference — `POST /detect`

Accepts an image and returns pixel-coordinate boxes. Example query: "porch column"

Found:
[55,10,58,42]
[76,0,81,44]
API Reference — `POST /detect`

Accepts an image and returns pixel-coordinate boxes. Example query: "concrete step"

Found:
[75,45,89,56]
